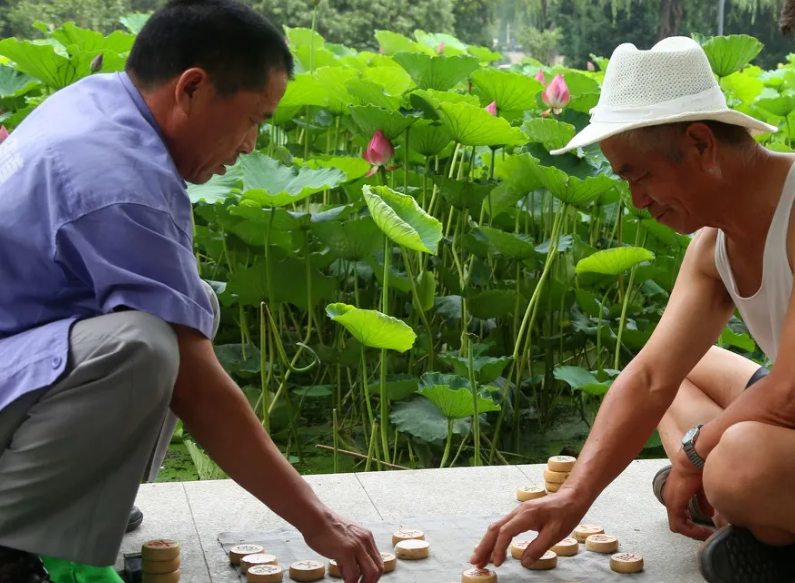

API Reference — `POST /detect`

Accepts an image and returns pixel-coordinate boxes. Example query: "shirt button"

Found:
[52,356,62,369]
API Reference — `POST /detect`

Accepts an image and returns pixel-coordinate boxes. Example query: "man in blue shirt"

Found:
[0,2,385,582]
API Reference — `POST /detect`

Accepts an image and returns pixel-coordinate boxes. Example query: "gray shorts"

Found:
[746,366,770,388]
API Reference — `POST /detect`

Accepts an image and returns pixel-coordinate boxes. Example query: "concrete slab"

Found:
[119,482,211,583]
[184,473,381,583]
[354,465,528,520]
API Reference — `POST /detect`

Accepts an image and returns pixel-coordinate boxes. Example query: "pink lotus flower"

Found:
[485,101,497,116]
[587,61,595,72]
[534,69,546,85]
[0,126,8,145]
[436,42,445,54]
[363,130,399,177]
[542,73,570,115]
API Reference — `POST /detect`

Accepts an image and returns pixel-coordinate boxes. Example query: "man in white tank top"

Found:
[470,37,795,583]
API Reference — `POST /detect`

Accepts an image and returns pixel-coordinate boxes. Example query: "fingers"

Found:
[471,514,512,568]
[362,529,384,582]
[356,544,383,583]
[490,513,532,567]
[520,525,556,568]
[335,554,362,583]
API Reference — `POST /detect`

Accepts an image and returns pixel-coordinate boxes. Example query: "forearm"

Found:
[697,374,795,457]
[170,328,329,532]
[563,362,675,504]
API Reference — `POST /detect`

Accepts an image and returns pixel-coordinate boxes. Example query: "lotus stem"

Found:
[401,248,435,369]
[468,338,480,466]
[614,225,644,369]
[379,237,391,464]
[440,418,454,468]
[333,408,339,473]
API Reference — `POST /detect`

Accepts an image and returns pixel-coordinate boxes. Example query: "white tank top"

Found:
[714,161,795,363]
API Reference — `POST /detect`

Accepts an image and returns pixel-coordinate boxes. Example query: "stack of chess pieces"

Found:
[140,540,182,583]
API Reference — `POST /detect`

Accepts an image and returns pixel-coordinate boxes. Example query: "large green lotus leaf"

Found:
[468,289,524,319]
[415,30,468,51]
[482,184,524,219]
[314,66,357,114]
[575,245,655,276]
[350,105,413,140]
[375,30,434,56]
[363,185,442,254]
[436,352,512,384]
[311,216,384,261]
[553,366,612,397]
[367,374,420,401]
[284,26,325,49]
[52,22,135,54]
[719,328,756,353]
[756,93,795,117]
[295,155,371,183]
[0,64,40,98]
[214,344,262,376]
[478,226,537,259]
[470,68,544,113]
[408,121,453,156]
[0,38,82,88]
[418,372,500,419]
[227,256,337,309]
[224,206,296,250]
[364,66,415,95]
[119,13,150,34]
[532,162,616,206]
[437,101,527,147]
[409,88,480,120]
[494,153,545,195]
[326,303,416,352]
[640,218,690,250]
[346,78,401,111]
[392,53,479,91]
[701,34,763,78]
[186,164,244,203]
[390,397,469,443]
[431,176,492,210]
[468,46,503,63]
[240,153,346,208]
[293,45,338,72]
[277,72,329,109]
[721,70,765,104]
[522,118,576,152]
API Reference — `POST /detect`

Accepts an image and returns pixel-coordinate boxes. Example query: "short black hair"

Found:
[126,0,294,96]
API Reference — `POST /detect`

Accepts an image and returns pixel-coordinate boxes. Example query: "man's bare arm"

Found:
[168,325,383,583]
[562,228,735,505]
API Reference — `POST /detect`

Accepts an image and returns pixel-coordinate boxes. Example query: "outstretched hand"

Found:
[303,509,384,583]
[470,488,589,569]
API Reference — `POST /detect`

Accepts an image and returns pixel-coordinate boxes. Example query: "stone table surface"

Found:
[117,458,705,583]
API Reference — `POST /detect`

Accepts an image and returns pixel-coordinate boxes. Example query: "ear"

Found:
[683,123,719,171]
[173,68,213,115]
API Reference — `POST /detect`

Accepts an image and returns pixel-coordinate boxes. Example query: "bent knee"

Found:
[703,421,767,512]
[107,310,180,395]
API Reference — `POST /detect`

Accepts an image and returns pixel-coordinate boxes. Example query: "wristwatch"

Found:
[682,424,705,469]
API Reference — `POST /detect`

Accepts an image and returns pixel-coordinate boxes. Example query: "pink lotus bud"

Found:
[90,53,103,74]
[437,42,445,54]
[587,61,595,72]
[0,126,8,145]
[534,69,546,85]
[485,101,497,116]
[542,73,570,114]
[363,130,397,177]
[49,22,55,32]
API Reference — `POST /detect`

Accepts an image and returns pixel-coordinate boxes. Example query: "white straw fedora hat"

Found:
[550,36,778,155]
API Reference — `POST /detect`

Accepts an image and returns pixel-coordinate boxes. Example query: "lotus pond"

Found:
[0,21,786,479]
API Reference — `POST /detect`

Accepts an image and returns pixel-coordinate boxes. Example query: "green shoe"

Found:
[40,557,124,583]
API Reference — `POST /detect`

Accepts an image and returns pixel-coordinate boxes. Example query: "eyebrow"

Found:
[615,164,632,177]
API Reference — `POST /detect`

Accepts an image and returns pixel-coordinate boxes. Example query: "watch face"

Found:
[683,427,697,444]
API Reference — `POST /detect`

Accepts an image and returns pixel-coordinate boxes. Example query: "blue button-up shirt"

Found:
[0,71,215,412]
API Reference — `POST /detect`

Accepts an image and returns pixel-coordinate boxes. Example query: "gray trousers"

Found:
[0,282,220,566]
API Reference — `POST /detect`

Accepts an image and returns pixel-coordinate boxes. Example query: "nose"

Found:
[240,125,258,155]
[628,183,652,211]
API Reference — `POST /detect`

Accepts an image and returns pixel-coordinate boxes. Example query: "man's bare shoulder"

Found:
[684,227,724,282]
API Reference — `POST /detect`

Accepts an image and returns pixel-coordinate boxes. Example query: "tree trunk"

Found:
[657,0,683,42]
